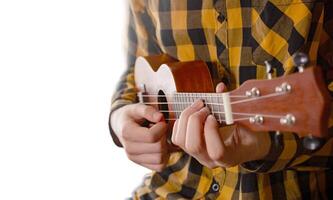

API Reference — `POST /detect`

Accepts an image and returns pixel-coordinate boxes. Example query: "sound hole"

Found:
[157,90,169,122]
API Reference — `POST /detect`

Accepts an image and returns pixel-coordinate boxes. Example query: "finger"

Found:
[174,100,204,147]
[185,109,220,169]
[122,121,167,143]
[204,115,226,162]
[130,104,164,123]
[171,120,179,145]
[196,159,219,169]
[124,137,167,155]
[215,82,227,93]
[127,153,168,165]
[185,107,210,154]
[169,120,182,152]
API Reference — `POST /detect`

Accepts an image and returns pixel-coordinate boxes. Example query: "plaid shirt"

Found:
[109,0,333,199]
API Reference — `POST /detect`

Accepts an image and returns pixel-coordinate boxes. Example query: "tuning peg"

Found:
[293,52,309,73]
[264,60,273,80]
[302,135,324,150]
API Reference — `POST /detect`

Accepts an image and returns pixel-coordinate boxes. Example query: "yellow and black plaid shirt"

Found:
[109,0,333,199]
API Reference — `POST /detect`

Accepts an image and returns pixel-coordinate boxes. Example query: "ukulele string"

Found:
[144,102,223,106]
[138,92,286,105]
[155,110,284,118]
[114,92,288,120]
[113,102,285,121]
[164,117,250,122]
[140,94,247,98]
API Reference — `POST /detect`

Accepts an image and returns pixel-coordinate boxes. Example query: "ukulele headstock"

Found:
[229,66,331,138]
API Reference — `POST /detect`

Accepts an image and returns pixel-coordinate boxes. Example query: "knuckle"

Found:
[147,132,161,143]
[217,160,233,168]
[175,138,185,148]
[209,150,224,161]
[205,116,217,129]
[154,141,164,152]
[143,106,154,118]
[172,138,180,147]
[206,162,218,169]
[121,126,131,140]
[154,154,164,164]
[186,143,203,155]
[143,107,150,117]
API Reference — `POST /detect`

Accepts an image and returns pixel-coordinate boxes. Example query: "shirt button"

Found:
[217,14,226,23]
[212,183,220,192]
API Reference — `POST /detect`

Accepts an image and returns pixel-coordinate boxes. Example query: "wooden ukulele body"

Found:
[134,54,214,133]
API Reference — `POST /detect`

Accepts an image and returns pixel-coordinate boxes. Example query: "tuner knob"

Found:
[302,135,324,151]
[293,52,309,73]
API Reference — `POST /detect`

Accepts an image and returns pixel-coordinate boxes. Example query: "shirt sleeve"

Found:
[241,1,333,173]
[108,0,162,147]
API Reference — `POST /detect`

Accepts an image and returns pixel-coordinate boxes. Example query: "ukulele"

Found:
[134,54,331,150]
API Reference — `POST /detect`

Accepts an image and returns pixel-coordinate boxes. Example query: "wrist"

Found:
[253,132,271,161]
[236,125,271,163]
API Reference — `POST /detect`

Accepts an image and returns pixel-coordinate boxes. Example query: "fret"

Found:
[191,93,195,112]
[217,94,223,123]
[176,94,182,118]
[189,92,194,108]
[209,94,214,118]
[212,94,216,119]
[180,93,184,113]
[193,92,198,106]
[184,93,188,111]
[212,94,216,120]
[183,93,186,112]
[214,95,218,120]
[174,94,178,119]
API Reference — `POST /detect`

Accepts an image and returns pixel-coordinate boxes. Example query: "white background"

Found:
[0,0,149,199]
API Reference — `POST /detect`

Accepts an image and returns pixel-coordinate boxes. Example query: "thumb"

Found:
[149,121,168,137]
[215,82,228,93]
[131,104,164,123]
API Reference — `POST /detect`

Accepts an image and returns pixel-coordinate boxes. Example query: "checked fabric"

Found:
[109,0,333,199]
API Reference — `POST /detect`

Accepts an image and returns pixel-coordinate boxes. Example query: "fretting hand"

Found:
[171,83,271,168]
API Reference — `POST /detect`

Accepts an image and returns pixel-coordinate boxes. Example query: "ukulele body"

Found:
[134,54,214,133]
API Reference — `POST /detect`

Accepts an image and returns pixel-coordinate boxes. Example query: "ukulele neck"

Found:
[139,92,230,124]
[173,92,225,121]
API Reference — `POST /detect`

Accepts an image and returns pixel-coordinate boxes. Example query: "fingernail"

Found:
[191,100,203,109]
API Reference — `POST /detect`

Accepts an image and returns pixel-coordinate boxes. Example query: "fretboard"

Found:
[172,92,225,123]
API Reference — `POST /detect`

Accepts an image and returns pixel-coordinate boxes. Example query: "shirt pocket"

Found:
[251,0,317,76]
